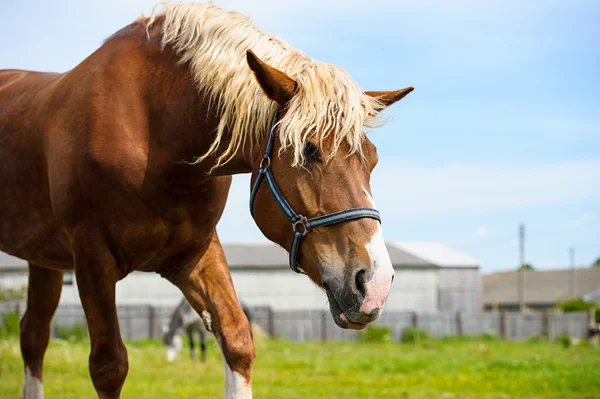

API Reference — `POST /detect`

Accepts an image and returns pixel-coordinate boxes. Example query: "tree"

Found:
[593,257,600,267]
[519,263,535,271]
[556,297,599,323]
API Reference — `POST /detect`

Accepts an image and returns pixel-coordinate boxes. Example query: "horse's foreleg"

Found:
[73,232,128,399]
[20,264,63,399]
[166,233,254,399]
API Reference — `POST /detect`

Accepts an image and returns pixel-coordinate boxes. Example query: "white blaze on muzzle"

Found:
[360,188,394,314]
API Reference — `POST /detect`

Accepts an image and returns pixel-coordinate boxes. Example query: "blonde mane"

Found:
[148,2,385,168]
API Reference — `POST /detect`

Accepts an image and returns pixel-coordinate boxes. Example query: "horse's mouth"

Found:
[324,286,368,331]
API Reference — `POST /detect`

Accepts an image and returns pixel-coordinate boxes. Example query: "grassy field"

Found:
[1,337,599,399]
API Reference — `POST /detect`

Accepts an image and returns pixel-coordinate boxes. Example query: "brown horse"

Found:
[0,3,412,399]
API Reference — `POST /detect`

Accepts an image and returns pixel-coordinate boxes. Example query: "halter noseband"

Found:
[249,110,382,274]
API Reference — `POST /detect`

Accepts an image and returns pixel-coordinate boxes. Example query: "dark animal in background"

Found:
[163,298,253,363]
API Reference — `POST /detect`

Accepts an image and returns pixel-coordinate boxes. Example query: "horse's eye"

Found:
[303,142,319,163]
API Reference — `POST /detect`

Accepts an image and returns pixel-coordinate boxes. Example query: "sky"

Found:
[1,0,598,273]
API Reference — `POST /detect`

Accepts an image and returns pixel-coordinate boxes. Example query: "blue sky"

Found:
[2,1,598,273]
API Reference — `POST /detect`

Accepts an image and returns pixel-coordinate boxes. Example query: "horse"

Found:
[162,297,253,363]
[0,2,412,398]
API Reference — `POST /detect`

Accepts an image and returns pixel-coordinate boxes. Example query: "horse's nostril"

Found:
[355,269,366,298]
[391,274,395,283]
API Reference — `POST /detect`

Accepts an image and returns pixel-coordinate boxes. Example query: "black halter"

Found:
[249,110,382,274]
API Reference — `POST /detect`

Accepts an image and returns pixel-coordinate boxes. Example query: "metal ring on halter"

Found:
[259,156,271,170]
[292,215,309,236]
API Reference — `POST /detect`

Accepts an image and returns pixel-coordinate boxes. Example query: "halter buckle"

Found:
[259,156,271,170]
[292,215,309,236]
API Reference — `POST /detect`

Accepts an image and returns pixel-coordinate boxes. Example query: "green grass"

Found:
[1,338,599,398]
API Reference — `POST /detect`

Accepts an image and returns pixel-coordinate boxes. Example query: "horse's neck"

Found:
[137,29,257,179]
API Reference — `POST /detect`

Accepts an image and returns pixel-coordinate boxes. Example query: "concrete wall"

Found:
[231,269,325,310]
[5,265,485,313]
[0,271,28,288]
[387,268,438,311]
[233,268,439,311]
[438,268,481,313]
[60,272,183,306]
[56,267,440,312]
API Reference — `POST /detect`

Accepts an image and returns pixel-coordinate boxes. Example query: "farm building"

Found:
[0,252,28,289]
[482,268,600,311]
[224,242,481,313]
[584,289,600,306]
[1,241,481,313]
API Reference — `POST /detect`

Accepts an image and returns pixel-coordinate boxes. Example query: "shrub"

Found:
[480,330,500,341]
[0,311,21,337]
[556,297,592,311]
[401,327,428,343]
[556,334,571,349]
[357,325,392,343]
[556,298,599,323]
[55,323,88,342]
[0,284,27,302]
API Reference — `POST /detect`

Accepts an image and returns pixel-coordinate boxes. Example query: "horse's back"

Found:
[0,27,231,273]
[0,69,27,90]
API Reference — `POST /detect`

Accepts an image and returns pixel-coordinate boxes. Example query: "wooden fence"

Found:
[1,302,593,342]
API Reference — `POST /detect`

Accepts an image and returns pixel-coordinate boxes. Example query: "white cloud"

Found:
[474,227,489,237]
[572,213,594,228]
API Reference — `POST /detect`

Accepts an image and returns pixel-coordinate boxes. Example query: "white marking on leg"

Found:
[201,310,213,332]
[22,367,44,399]
[220,346,252,399]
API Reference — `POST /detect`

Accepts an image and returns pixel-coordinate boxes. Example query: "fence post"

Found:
[127,307,133,341]
[321,310,328,342]
[543,310,551,340]
[411,311,419,329]
[589,307,597,327]
[500,311,507,340]
[456,312,463,337]
[268,307,275,338]
[148,305,156,340]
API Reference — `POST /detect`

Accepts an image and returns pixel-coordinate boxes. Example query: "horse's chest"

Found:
[137,226,212,272]
[131,203,224,272]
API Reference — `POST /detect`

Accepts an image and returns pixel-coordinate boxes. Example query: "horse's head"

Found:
[247,51,412,330]
[162,324,183,362]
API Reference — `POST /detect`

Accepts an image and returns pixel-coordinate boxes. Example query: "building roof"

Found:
[583,289,600,305]
[0,241,480,272]
[223,243,289,268]
[224,241,477,269]
[392,242,480,268]
[483,268,600,306]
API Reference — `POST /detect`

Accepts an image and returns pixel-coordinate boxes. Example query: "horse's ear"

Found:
[365,87,414,108]
[246,50,296,106]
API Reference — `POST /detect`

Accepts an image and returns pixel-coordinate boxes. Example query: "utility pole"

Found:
[519,224,526,312]
[569,247,575,298]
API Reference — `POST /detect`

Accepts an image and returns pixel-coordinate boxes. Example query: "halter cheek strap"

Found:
[249,110,381,274]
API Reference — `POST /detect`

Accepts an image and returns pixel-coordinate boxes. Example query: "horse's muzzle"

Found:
[323,264,393,330]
